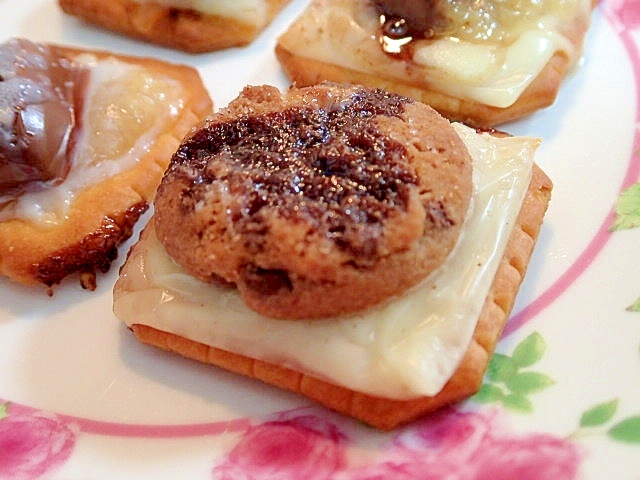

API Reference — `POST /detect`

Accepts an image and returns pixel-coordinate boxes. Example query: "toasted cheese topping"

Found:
[113,124,538,399]
[132,0,269,26]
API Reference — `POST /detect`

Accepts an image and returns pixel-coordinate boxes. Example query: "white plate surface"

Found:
[1,0,640,478]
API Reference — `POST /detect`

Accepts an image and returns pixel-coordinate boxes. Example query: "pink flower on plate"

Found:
[607,0,640,29]
[0,411,76,480]
[212,410,348,480]
[351,408,582,480]
[406,407,494,458]
[471,434,582,480]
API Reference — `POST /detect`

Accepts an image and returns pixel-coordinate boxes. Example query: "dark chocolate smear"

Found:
[373,0,449,38]
[168,88,418,259]
[0,38,80,201]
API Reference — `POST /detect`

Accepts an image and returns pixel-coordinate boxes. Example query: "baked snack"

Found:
[275,0,593,127]
[154,84,473,319]
[59,0,292,53]
[0,38,212,291]
[113,83,552,429]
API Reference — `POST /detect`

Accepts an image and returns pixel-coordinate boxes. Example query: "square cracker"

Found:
[0,45,212,289]
[275,0,593,127]
[59,0,291,53]
[128,164,552,430]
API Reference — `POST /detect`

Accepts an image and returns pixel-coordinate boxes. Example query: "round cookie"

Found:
[154,83,473,319]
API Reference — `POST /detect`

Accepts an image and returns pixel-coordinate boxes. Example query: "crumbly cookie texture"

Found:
[154,83,473,319]
[128,163,552,430]
[58,0,291,53]
[0,43,212,291]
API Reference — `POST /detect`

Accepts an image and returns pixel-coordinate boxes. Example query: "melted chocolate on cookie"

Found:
[0,39,81,202]
[169,88,417,260]
[374,0,448,38]
[373,0,567,54]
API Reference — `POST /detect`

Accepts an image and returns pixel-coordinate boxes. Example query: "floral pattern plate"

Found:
[1,0,640,478]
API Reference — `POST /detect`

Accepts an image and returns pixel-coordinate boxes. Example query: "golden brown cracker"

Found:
[59,0,291,53]
[275,0,592,127]
[128,164,552,430]
[0,45,212,289]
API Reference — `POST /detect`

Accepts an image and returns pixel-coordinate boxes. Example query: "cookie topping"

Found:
[154,84,473,319]
[170,88,417,259]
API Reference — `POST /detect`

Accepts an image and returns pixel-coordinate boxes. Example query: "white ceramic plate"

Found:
[1,0,640,478]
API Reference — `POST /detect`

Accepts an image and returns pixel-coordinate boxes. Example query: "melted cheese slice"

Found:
[3,55,184,225]
[132,0,268,26]
[113,124,538,399]
[279,0,590,108]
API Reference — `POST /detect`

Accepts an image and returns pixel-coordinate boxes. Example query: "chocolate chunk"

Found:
[373,0,449,38]
[242,263,293,296]
[0,39,80,200]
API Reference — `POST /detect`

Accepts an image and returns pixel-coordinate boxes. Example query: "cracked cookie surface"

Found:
[154,83,473,319]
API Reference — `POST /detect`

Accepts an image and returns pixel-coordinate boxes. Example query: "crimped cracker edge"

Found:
[128,164,552,430]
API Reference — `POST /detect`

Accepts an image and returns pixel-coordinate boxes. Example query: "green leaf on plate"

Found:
[487,353,518,382]
[511,332,546,368]
[502,393,533,414]
[627,297,640,312]
[608,416,640,444]
[505,371,555,394]
[611,183,640,231]
[580,399,619,427]
[0,403,8,420]
[473,383,506,404]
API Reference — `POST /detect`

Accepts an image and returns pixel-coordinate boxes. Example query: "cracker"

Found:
[276,43,568,129]
[0,45,212,289]
[275,0,592,127]
[128,164,552,430]
[59,0,291,53]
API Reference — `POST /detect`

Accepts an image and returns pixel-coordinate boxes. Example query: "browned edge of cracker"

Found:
[129,163,552,430]
[275,42,568,129]
[58,0,291,53]
[0,46,213,288]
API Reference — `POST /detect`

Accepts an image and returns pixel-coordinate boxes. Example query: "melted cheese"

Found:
[113,124,538,400]
[132,0,268,26]
[279,0,591,108]
[2,55,184,225]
